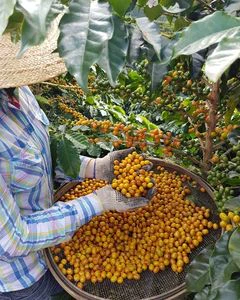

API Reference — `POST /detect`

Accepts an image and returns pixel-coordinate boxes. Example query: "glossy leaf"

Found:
[98,15,129,86]
[173,11,240,57]
[137,0,148,7]
[214,279,240,300]
[0,0,16,36]
[66,132,89,150]
[144,5,163,21]
[58,0,113,91]
[193,286,215,300]
[205,35,240,82]
[109,0,131,16]
[186,245,213,293]
[135,115,158,130]
[224,174,240,186]
[57,136,80,178]
[224,196,240,212]
[17,0,54,55]
[174,17,190,31]
[6,10,24,43]
[225,0,240,14]
[160,0,192,13]
[209,231,238,289]
[225,97,238,124]
[96,141,114,152]
[229,228,240,269]
[87,143,102,157]
[191,52,205,78]
[127,25,144,65]
[136,17,167,60]
[228,128,240,144]
[148,61,168,90]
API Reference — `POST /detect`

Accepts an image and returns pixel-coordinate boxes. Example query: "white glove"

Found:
[80,148,135,181]
[93,184,150,212]
[80,148,153,182]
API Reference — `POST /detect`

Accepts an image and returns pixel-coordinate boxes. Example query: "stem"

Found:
[203,81,220,171]
[173,149,203,167]
[197,0,215,12]
[41,81,83,91]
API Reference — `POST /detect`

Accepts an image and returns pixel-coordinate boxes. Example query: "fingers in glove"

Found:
[125,197,149,209]
[109,147,136,163]
[146,185,156,199]
[115,190,149,209]
[140,154,153,171]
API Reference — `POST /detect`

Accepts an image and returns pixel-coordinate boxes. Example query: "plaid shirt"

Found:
[0,87,102,292]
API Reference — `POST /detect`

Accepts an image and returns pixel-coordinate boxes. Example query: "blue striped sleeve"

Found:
[70,194,103,227]
[0,173,103,261]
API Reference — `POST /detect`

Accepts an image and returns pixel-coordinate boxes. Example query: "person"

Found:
[0,19,152,300]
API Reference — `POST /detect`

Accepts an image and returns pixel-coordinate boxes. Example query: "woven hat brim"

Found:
[0,19,66,89]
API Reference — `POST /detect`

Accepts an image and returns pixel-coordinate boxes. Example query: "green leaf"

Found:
[228,127,240,144]
[5,10,24,43]
[148,61,168,90]
[57,136,80,178]
[160,0,192,13]
[205,35,240,82]
[17,0,54,55]
[224,174,240,186]
[127,25,144,64]
[224,196,240,212]
[229,228,240,269]
[144,5,163,21]
[174,17,190,31]
[58,0,113,91]
[65,132,89,150]
[136,17,168,60]
[136,115,158,130]
[128,70,144,82]
[137,0,148,7]
[186,245,213,293]
[72,125,90,132]
[87,143,102,157]
[0,0,16,35]
[193,286,215,300]
[35,95,51,109]
[214,279,240,300]
[173,11,240,57]
[225,0,240,14]
[98,15,129,86]
[109,0,131,16]
[209,231,239,289]
[96,141,114,152]
[225,97,238,125]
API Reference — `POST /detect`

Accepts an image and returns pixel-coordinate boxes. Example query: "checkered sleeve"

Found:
[0,174,103,261]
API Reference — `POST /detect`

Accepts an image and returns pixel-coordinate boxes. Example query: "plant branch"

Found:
[41,81,83,91]
[203,81,220,171]
[173,149,203,167]
[197,0,215,12]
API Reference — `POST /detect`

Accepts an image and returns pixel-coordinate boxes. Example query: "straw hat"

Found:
[0,17,66,89]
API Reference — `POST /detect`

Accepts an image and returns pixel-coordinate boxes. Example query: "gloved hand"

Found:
[92,184,151,212]
[81,148,153,182]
